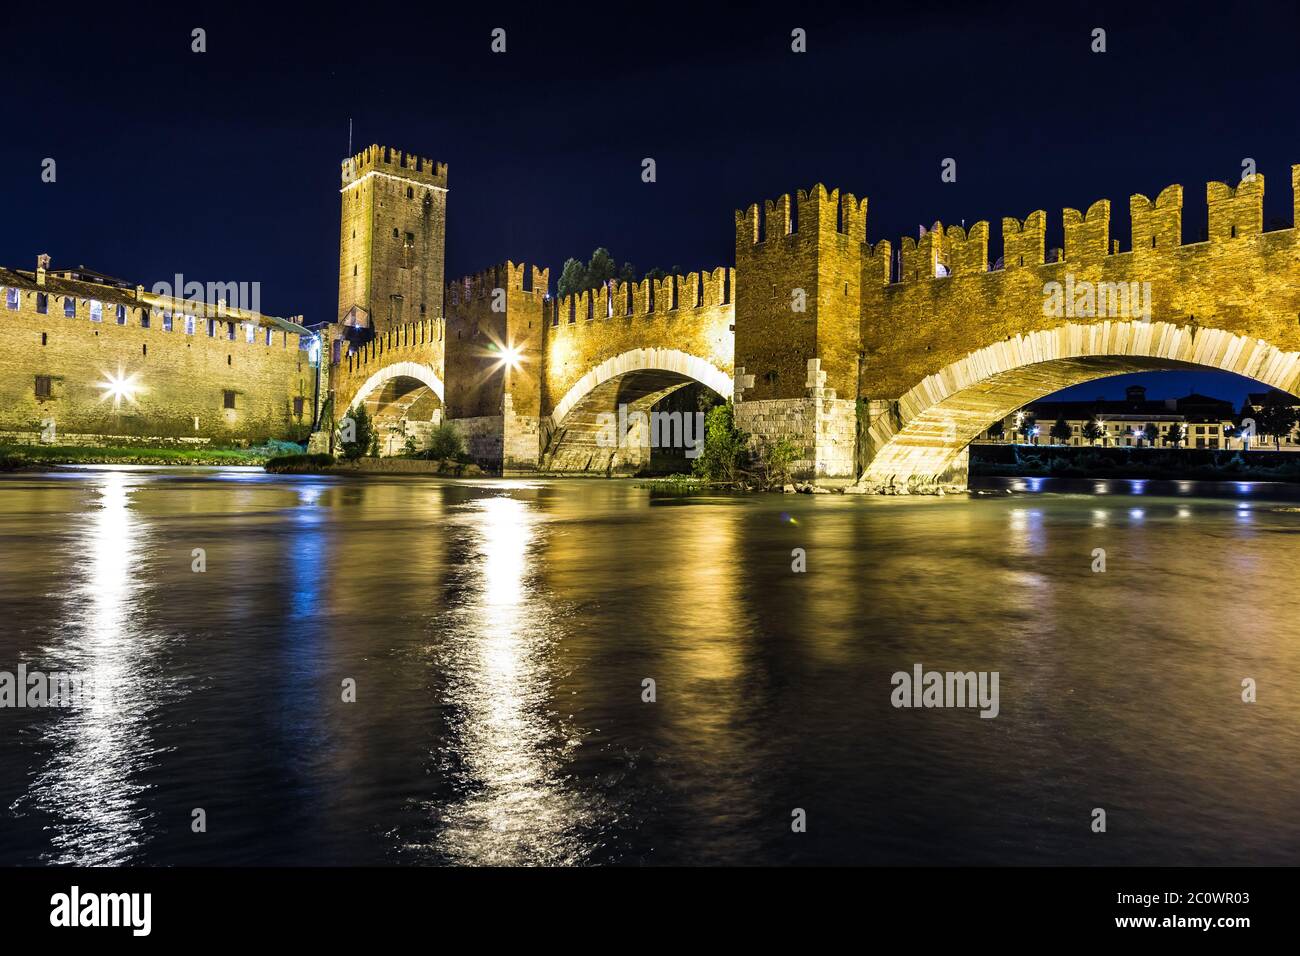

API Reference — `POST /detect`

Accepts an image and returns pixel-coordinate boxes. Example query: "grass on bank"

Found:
[0,440,305,470]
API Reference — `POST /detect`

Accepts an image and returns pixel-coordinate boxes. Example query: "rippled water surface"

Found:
[1,467,1298,865]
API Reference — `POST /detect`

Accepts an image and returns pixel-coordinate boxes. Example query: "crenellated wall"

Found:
[0,267,311,445]
[849,168,1300,490]
[542,266,735,425]
[329,317,445,420]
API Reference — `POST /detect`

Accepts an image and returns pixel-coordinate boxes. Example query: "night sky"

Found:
[7,0,1299,407]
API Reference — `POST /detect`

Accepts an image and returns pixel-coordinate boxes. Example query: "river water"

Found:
[1,467,1298,866]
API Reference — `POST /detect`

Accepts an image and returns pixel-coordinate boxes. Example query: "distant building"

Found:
[977,385,1238,449]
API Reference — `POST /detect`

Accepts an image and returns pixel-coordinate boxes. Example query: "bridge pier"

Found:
[448,395,543,475]
[735,359,857,482]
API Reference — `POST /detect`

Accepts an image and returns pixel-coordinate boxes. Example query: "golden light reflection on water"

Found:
[31,472,157,864]
[435,494,591,865]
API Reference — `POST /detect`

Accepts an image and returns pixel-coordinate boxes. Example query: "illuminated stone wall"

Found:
[442,262,548,473]
[0,269,309,445]
[852,168,1300,489]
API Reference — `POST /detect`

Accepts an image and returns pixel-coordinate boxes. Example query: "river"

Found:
[1,467,1297,865]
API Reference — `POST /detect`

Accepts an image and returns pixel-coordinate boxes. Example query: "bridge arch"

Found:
[545,347,734,474]
[550,348,733,425]
[341,359,445,415]
[861,320,1300,490]
[337,360,446,456]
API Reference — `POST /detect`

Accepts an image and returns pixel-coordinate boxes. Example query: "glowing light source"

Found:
[496,344,524,372]
[96,369,141,407]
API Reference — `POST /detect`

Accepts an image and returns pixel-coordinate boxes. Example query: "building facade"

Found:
[0,258,314,447]
[975,386,1237,449]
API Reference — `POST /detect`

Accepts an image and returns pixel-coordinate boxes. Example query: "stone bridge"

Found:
[319,161,1300,489]
[734,169,1300,489]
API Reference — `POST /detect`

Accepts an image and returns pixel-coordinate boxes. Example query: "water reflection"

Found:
[2,469,1298,866]
[29,472,158,864]
[434,494,592,865]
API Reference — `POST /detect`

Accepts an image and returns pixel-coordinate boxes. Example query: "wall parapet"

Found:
[545,267,733,328]
[871,165,1300,288]
[341,144,448,189]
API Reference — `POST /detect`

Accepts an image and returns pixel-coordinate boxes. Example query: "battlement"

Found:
[874,164,1300,286]
[341,143,448,190]
[341,317,443,372]
[736,185,867,244]
[446,261,549,305]
[545,267,733,327]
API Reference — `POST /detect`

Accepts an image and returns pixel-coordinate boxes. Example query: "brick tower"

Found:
[337,144,448,333]
[732,184,865,479]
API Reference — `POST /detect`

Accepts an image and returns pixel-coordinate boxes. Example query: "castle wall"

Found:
[0,272,309,445]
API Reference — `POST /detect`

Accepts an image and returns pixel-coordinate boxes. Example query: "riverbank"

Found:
[0,442,299,470]
[265,453,484,476]
[970,443,1300,482]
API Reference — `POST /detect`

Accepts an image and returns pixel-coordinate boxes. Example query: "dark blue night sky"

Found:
[7,0,1299,408]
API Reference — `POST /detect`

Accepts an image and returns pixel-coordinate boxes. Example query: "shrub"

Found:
[426,421,466,461]
[265,453,334,474]
[754,436,800,487]
[338,405,374,462]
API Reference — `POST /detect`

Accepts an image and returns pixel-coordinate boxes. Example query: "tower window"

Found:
[64,297,76,318]
[420,303,426,315]
[4,288,18,310]
[223,390,236,409]
[293,397,304,417]
[353,265,358,276]
[36,293,48,314]
[89,300,102,322]
[41,332,47,345]
[116,304,126,324]
[35,375,51,399]
[140,311,150,329]
[406,187,413,199]
[405,232,414,246]
[392,228,399,238]
[162,312,173,332]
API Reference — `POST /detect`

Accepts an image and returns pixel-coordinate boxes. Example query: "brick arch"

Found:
[340,360,445,417]
[860,320,1300,490]
[550,348,733,426]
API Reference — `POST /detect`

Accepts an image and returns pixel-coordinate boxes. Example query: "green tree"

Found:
[1082,420,1104,446]
[1170,422,1186,448]
[1143,422,1160,447]
[586,248,618,290]
[339,404,373,461]
[692,401,749,483]
[1050,415,1072,444]
[558,258,587,298]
